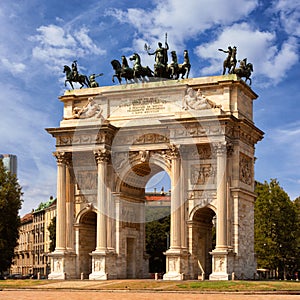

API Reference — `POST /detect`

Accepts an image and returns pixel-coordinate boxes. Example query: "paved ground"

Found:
[1,290,300,300]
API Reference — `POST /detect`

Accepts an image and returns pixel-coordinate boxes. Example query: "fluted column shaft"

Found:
[53,152,67,252]
[94,149,110,251]
[215,142,228,250]
[169,145,181,249]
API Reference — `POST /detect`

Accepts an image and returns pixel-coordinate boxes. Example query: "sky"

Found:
[0,0,299,216]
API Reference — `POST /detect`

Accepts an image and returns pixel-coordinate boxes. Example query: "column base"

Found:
[48,251,76,280]
[163,248,188,281]
[209,272,230,280]
[89,272,108,280]
[209,249,234,281]
[89,250,117,280]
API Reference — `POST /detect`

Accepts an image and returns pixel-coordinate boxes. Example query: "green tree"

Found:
[0,160,22,275]
[145,207,170,273]
[293,197,300,273]
[255,179,298,279]
[48,216,56,252]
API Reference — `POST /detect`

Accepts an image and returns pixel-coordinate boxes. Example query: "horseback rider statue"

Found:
[233,58,254,85]
[218,46,237,75]
[64,60,91,89]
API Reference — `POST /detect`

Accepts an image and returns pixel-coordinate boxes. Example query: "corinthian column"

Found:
[169,145,181,250]
[214,142,228,250]
[53,151,68,252]
[94,148,110,252]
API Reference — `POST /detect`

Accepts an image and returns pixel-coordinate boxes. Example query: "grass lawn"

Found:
[0,279,300,292]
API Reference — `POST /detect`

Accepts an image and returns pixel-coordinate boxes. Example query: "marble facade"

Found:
[46,74,263,280]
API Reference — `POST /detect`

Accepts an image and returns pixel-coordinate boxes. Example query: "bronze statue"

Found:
[168,50,179,79]
[145,33,170,78]
[233,58,253,85]
[219,46,237,74]
[129,53,154,82]
[89,73,104,88]
[64,64,90,89]
[111,59,134,84]
[177,49,191,79]
[167,49,191,79]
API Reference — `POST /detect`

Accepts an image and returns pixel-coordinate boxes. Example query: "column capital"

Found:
[53,151,71,164]
[165,144,180,160]
[94,149,111,164]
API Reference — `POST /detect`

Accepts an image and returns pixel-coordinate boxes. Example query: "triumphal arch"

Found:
[47,74,263,280]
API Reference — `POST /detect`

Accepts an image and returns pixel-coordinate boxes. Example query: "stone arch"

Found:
[75,208,97,278]
[75,203,98,225]
[189,203,216,221]
[115,151,171,194]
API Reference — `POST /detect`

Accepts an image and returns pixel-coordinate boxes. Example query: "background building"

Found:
[11,212,34,276]
[0,154,17,175]
[11,197,56,278]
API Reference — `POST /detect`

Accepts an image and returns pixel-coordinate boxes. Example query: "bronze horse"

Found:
[129,53,154,82]
[63,65,90,89]
[111,59,134,84]
[177,49,191,79]
[233,59,253,85]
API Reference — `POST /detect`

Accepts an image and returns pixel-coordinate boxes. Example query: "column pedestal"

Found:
[209,249,234,280]
[48,251,76,279]
[163,248,189,280]
[89,250,117,280]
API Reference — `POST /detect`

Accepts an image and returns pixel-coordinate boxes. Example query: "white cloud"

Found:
[33,25,77,47]
[30,24,106,72]
[0,58,26,74]
[106,0,259,49]
[76,28,106,55]
[272,0,300,37]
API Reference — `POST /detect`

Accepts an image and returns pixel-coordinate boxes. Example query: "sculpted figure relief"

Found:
[182,87,221,110]
[66,97,104,120]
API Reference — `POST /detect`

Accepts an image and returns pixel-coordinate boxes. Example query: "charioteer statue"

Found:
[145,33,169,78]
[144,33,191,80]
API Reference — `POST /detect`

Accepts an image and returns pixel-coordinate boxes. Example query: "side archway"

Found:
[189,205,216,279]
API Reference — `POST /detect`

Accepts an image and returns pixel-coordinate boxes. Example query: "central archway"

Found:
[115,157,171,278]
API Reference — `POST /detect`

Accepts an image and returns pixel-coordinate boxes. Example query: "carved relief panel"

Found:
[239,153,253,185]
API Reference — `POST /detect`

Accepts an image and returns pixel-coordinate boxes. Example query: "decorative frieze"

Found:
[133,133,169,145]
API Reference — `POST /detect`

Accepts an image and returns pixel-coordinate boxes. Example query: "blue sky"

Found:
[0,0,299,216]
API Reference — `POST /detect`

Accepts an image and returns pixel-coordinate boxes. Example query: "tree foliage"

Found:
[48,216,56,252]
[145,207,170,273]
[293,197,300,270]
[254,179,298,277]
[0,160,22,274]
